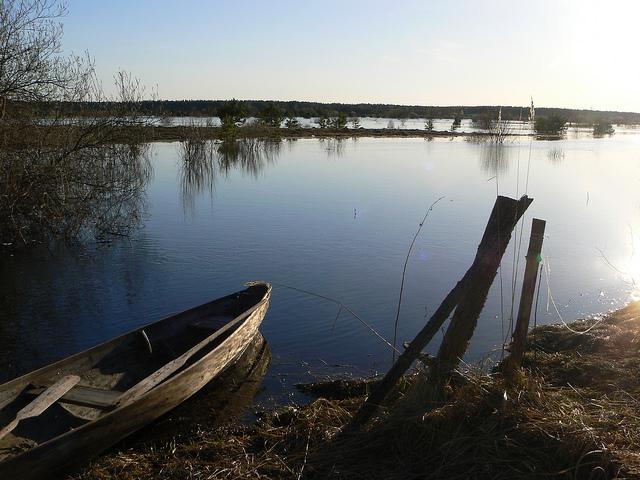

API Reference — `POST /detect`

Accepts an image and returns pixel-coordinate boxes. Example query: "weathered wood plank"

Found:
[25,385,122,410]
[0,376,80,440]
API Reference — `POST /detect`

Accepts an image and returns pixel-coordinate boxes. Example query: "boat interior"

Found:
[0,283,268,462]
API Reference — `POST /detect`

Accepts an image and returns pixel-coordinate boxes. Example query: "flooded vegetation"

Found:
[0,143,152,247]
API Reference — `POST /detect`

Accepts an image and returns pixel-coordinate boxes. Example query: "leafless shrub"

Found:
[487,109,512,144]
[0,0,155,248]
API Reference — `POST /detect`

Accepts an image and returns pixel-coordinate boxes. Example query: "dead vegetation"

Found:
[70,303,640,479]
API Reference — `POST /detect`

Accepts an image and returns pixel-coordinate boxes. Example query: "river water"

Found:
[2,133,640,403]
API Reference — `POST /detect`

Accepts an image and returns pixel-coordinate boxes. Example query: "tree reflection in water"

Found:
[478,143,512,177]
[179,138,281,213]
[547,148,565,165]
[0,142,153,246]
[90,143,153,240]
[319,137,347,158]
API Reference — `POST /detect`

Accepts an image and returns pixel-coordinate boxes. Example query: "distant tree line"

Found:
[29,100,640,125]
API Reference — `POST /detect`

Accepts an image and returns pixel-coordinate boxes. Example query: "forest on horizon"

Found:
[31,99,640,125]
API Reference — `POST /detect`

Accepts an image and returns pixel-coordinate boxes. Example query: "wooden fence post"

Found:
[502,218,546,373]
[434,208,539,379]
[347,195,532,430]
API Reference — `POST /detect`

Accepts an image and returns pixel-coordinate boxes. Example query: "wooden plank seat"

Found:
[25,385,122,410]
[0,376,82,441]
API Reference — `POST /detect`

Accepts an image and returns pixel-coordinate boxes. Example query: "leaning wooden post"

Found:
[347,195,532,430]
[503,218,546,374]
[434,201,534,380]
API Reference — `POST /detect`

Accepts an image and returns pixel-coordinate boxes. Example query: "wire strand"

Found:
[542,255,604,335]
[508,134,535,341]
[270,282,401,354]
[392,195,445,362]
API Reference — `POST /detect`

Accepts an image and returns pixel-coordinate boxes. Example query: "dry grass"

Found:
[72,303,640,479]
[71,398,357,480]
[522,302,640,477]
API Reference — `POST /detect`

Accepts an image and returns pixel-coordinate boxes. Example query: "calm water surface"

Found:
[2,135,640,402]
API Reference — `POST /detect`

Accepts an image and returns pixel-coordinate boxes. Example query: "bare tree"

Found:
[0,0,154,248]
[1,0,68,105]
[487,108,511,143]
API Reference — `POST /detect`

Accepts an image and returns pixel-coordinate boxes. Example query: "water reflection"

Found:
[179,139,218,214]
[319,138,347,158]
[128,333,270,443]
[547,148,565,165]
[0,238,160,382]
[179,138,281,212]
[284,137,298,151]
[6,135,640,406]
[0,142,152,247]
[72,142,153,239]
[478,143,511,176]
[217,138,281,176]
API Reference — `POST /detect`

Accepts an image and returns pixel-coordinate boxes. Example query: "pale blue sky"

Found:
[63,0,640,111]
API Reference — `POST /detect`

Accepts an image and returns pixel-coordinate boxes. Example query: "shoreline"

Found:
[71,302,640,479]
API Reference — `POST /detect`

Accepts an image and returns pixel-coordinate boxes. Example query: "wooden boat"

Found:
[0,281,271,479]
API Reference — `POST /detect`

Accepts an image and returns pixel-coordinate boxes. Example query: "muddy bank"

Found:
[71,303,640,479]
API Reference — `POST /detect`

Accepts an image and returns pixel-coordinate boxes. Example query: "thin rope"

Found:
[496,157,507,359]
[512,145,522,285]
[524,133,534,194]
[509,214,524,335]
[508,131,535,339]
[392,195,445,362]
[270,282,400,354]
[494,108,508,359]
[507,203,520,339]
[515,129,521,198]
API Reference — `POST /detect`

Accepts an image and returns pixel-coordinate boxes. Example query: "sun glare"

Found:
[565,1,640,109]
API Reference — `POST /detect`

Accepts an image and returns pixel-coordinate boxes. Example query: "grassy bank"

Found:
[72,303,640,479]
